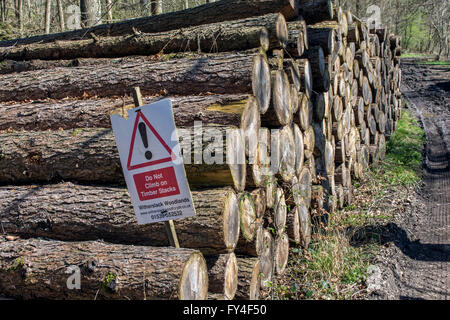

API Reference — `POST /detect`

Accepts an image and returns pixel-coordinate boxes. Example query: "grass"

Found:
[400,52,428,59]
[268,109,425,300]
[419,61,450,67]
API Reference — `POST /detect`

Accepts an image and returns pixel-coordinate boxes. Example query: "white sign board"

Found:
[110,98,196,224]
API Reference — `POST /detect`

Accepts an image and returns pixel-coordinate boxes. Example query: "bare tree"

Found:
[151,0,162,15]
[57,0,64,31]
[80,0,102,28]
[44,0,51,34]
[0,0,6,23]
[106,0,114,23]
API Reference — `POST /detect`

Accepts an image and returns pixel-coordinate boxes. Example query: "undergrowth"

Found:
[268,109,425,300]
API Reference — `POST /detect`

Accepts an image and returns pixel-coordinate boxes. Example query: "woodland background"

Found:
[0,0,448,58]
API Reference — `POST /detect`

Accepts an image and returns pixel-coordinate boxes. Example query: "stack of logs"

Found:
[0,0,402,300]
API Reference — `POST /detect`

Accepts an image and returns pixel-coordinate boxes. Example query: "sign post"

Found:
[110,87,197,248]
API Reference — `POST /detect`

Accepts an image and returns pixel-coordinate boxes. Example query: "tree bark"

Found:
[0,127,246,191]
[205,253,237,300]
[235,257,260,300]
[0,183,241,255]
[307,27,335,55]
[80,0,102,28]
[0,14,287,61]
[0,238,208,299]
[0,52,256,102]
[0,0,300,47]
[0,94,249,131]
[45,0,51,34]
[297,0,333,25]
[57,0,65,31]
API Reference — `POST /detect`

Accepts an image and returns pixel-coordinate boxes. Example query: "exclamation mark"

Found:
[138,122,153,160]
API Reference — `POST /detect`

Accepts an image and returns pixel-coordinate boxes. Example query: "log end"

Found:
[179,252,209,300]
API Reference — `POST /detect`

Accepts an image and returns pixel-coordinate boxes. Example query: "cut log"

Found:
[239,192,257,242]
[297,58,312,99]
[312,92,326,121]
[273,232,289,275]
[0,183,241,255]
[261,70,292,126]
[0,125,247,190]
[252,52,272,113]
[298,200,311,248]
[297,0,334,24]
[306,27,335,56]
[286,206,300,243]
[251,188,267,219]
[292,123,304,176]
[298,167,312,208]
[265,176,278,209]
[241,95,261,158]
[297,93,312,131]
[0,238,208,300]
[0,14,289,61]
[301,46,325,79]
[0,0,300,47]
[303,125,315,156]
[0,53,256,102]
[235,257,260,300]
[205,253,238,300]
[278,125,296,182]
[285,21,307,57]
[284,59,301,92]
[236,223,264,256]
[274,187,287,232]
[259,228,273,289]
[0,94,250,131]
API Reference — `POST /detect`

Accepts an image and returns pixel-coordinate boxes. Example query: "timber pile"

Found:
[0,0,402,300]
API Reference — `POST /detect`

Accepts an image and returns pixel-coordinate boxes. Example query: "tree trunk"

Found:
[45,0,51,34]
[106,0,113,23]
[0,183,241,255]
[80,0,102,28]
[151,0,162,15]
[0,0,300,47]
[0,53,256,102]
[57,0,65,31]
[0,238,208,299]
[0,14,286,60]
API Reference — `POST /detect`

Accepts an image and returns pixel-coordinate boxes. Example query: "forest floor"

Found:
[366,60,449,300]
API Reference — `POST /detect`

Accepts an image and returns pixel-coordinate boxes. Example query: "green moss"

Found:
[102,272,117,293]
[8,258,24,271]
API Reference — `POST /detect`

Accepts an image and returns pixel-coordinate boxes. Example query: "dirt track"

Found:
[367,61,449,300]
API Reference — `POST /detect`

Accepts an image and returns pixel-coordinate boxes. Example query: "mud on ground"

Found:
[366,61,449,300]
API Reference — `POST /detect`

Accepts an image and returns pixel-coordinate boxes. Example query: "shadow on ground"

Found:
[348,222,449,263]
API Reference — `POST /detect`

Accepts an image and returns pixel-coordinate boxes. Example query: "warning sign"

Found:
[110,99,195,224]
[133,166,180,201]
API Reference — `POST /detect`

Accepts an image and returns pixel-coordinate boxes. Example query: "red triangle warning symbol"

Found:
[127,110,176,171]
